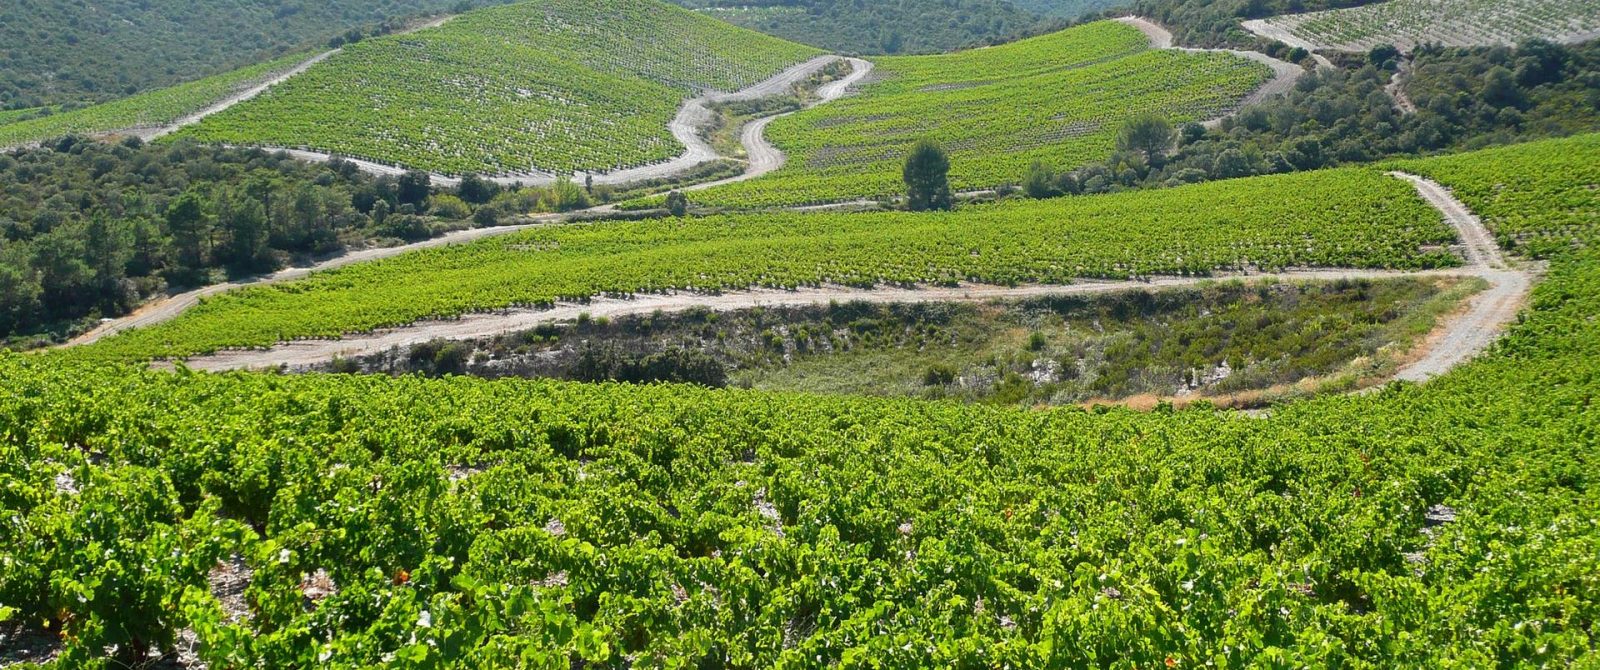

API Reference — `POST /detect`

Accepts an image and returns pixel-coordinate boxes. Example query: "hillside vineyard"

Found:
[0,52,316,148]
[75,167,1456,361]
[5,0,1600,664]
[6,134,1600,666]
[1247,0,1600,52]
[171,0,821,177]
[656,22,1273,207]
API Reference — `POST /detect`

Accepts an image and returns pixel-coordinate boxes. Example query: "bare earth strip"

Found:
[151,172,1535,389]
[169,269,1466,372]
[689,57,874,191]
[253,56,869,188]
[1385,57,1419,115]
[67,217,558,346]
[1114,17,1308,127]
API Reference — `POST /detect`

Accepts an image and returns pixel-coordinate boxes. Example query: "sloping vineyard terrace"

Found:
[0,52,318,149]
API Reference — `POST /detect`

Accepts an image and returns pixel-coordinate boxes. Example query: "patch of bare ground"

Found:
[1386,57,1418,115]
[0,624,61,667]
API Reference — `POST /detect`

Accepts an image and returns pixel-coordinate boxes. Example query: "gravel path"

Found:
[1114,17,1308,128]
[1388,172,1531,382]
[66,216,561,346]
[688,57,874,192]
[152,172,1536,389]
[257,56,863,188]
[168,269,1467,372]
[1386,57,1419,115]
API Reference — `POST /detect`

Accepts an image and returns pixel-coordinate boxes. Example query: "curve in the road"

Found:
[253,55,868,189]
[1115,17,1309,127]
[154,172,1533,382]
[688,57,874,192]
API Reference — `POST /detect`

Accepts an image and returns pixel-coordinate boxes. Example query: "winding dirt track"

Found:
[1386,57,1419,115]
[256,55,867,188]
[1114,17,1308,127]
[1388,172,1530,382]
[688,57,874,191]
[151,173,1533,380]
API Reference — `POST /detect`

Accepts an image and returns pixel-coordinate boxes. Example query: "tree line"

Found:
[0,139,466,345]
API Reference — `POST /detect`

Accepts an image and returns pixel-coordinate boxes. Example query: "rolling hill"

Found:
[170,0,823,178]
[669,20,1273,208]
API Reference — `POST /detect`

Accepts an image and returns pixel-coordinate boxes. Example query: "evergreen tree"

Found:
[902,139,952,212]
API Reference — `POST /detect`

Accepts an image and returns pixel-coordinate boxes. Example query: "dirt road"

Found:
[1388,172,1531,382]
[1114,17,1307,128]
[688,57,874,191]
[172,269,1466,372]
[1385,58,1419,115]
[157,172,1537,389]
[260,56,868,189]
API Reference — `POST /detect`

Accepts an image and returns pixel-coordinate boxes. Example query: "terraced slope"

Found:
[1243,0,1600,53]
[0,52,317,148]
[71,167,1456,361]
[172,0,821,178]
[665,21,1273,208]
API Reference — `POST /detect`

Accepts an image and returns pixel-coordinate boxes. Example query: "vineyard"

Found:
[67,168,1458,362]
[170,0,821,178]
[4,134,1600,664]
[656,21,1271,208]
[1244,0,1600,52]
[0,52,315,148]
[0,106,52,127]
